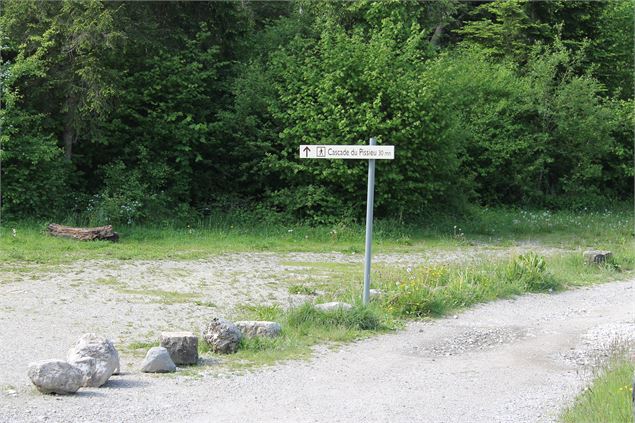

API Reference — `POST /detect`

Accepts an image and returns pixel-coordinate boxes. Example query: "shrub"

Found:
[503,253,560,292]
[84,161,166,225]
[382,266,450,317]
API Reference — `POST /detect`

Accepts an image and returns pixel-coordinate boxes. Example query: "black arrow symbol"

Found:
[303,146,311,157]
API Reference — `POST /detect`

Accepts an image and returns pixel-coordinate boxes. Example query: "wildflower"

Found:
[288,229,293,233]
[12,229,17,237]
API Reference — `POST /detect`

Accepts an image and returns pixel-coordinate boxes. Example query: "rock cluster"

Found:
[27,333,120,395]
[29,319,290,394]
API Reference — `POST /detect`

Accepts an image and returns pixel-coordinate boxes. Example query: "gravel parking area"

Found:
[1,248,629,423]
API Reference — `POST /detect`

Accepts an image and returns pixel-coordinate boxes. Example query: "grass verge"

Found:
[199,247,633,369]
[0,207,631,263]
[562,352,634,423]
[215,302,395,369]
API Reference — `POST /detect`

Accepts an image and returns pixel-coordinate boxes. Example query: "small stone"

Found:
[369,289,384,300]
[27,360,83,395]
[583,250,613,264]
[67,333,120,387]
[315,302,353,312]
[160,332,198,365]
[140,347,176,373]
[202,318,242,354]
[235,321,282,338]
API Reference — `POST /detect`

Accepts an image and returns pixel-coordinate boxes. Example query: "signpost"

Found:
[299,138,394,304]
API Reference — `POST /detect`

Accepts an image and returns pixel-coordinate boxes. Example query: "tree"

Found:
[1,0,122,161]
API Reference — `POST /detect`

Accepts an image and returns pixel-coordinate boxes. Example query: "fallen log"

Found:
[47,224,119,242]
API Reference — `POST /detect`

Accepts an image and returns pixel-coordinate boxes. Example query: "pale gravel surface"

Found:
[0,249,632,423]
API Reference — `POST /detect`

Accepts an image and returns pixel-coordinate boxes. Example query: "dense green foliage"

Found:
[1,0,633,223]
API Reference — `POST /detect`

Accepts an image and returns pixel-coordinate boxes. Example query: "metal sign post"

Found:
[299,138,394,305]
[362,137,376,305]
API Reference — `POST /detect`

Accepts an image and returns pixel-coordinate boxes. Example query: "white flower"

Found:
[11,229,17,237]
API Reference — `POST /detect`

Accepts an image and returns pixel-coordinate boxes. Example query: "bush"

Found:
[426,42,626,208]
[252,9,466,223]
[84,161,166,225]
[382,266,450,317]
[503,253,560,292]
[0,111,70,219]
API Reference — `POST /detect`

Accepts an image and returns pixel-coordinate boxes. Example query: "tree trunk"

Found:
[48,224,119,242]
[430,23,446,47]
[63,95,78,161]
[63,125,75,162]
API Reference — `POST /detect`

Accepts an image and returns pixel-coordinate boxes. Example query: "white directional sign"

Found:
[299,138,393,305]
[299,145,394,160]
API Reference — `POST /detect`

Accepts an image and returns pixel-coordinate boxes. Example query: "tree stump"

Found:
[47,224,119,242]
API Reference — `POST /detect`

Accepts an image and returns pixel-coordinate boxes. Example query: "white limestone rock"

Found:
[67,333,120,387]
[315,302,353,312]
[27,360,83,395]
[235,321,282,338]
[140,347,176,373]
[160,332,199,365]
[202,318,242,354]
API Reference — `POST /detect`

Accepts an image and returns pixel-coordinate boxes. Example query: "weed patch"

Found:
[288,284,317,295]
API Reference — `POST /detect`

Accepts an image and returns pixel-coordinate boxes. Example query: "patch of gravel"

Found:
[560,321,635,367]
[415,326,530,357]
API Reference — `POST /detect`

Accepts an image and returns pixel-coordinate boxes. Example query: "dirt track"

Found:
[0,252,632,422]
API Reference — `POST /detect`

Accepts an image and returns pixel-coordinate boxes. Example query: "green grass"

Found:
[562,353,634,423]
[287,284,317,295]
[0,207,632,263]
[204,303,395,369]
[121,340,158,357]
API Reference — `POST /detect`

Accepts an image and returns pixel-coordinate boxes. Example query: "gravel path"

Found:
[0,252,632,422]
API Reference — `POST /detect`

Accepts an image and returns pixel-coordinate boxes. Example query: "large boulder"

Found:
[140,347,176,373]
[67,333,120,387]
[27,360,83,395]
[160,332,198,365]
[235,321,282,338]
[583,250,613,264]
[202,318,242,354]
[315,302,353,312]
[71,357,96,387]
